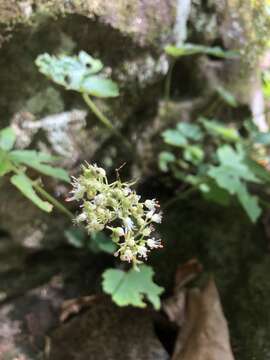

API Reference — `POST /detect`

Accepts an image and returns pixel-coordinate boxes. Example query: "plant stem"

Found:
[163,186,198,210]
[82,93,131,149]
[83,93,115,131]
[33,182,74,220]
[12,165,74,220]
[164,59,175,104]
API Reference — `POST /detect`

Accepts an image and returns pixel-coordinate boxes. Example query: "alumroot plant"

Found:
[68,163,163,267]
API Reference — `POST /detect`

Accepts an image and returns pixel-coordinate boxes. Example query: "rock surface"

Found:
[154,197,270,359]
[49,298,169,360]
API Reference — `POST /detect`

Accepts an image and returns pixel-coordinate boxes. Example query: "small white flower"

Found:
[69,179,86,201]
[151,213,162,223]
[126,238,136,247]
[97,167,106,177]
[76,212,87,222]
[145,199,157,210]
[137,245,148,258]
[146,210,155,219]
[121,248,134,262]
[114,227,125,237]
[123,187,132,196]
[94,194,105,205]
[123,217,134,231]
[147,238,162,249]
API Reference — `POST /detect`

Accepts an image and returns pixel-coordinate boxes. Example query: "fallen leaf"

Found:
[163,258,203,326]
[60,295,98,322]
[172,278,235,360]
[174,258,203,292]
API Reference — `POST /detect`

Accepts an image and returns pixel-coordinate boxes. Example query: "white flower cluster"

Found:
[69,163,163,266]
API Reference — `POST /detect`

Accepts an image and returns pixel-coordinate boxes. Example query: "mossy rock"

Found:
[155,196,270,359]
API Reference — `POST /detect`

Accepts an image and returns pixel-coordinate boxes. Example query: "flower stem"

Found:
[164,59,175,104]
[83,93,115,131]
[33,182,74,220]
[82,93,131,150]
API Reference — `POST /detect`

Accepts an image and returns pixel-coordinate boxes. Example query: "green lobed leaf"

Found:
[183,145,204,165]
[200,180,231,206]
[200,117,240,142]
[36,51,119,98]
[208,145,262,222]
[88,232,117,254]
[236,184,262,223]
[216,145,259,182]
[162,129,187,147]
[10,173,53,212]
[245,158,270,184]
[65,228,86,248]
[177,122,204,141]
[159,151,176,172]
[0,127,16,151]
[102,265,164,309]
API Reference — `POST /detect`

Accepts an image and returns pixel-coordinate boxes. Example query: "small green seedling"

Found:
[35,51,130,148]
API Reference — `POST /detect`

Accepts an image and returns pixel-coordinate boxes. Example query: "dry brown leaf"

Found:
[60,295,98,323]
[163,258,203,327]
[174,258,203,292]
[172,278,235,360]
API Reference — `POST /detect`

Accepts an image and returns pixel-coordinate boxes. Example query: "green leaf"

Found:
[36,51,119,98]
[165,43,239,59]
[0,150,13,176]
[245,158,270,184]
[177,122,204,141]
[65,228,86,248]
[208,145,261,222]
[81,76,119,98]
[159,151,176,172]
[200,180,231,206]
[10,150,70,182]
[237,184,261,223]
[253,132,270,145]
[10,150,57,163]
[215,86,238,107]
[162,129,187,147]
[102,265,164,309]
[263,70,270,99]
[183,145,204,165]
[200,117,240,142]
[0,127,16,151]
[27,162,69,182]
[10,173,53,212]
[216,145,259,182]
[88,232,117,254]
